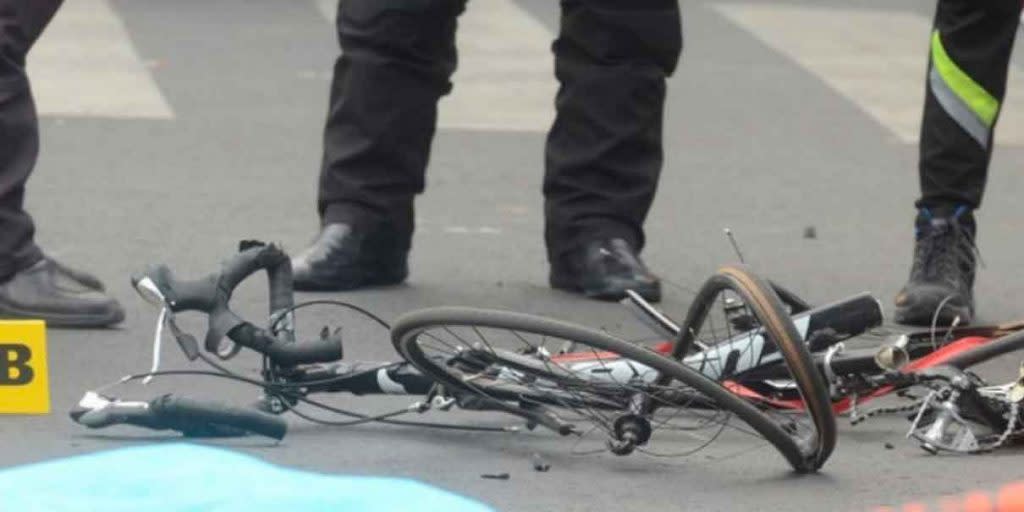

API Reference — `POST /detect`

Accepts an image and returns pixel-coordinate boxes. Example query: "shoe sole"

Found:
[550,275,662,303]
[893,301,973,327]
[585,284,661,303]
[293,268,408,292]
[0,303,125,328]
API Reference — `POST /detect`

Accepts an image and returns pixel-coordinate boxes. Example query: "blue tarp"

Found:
[0,443,495,512]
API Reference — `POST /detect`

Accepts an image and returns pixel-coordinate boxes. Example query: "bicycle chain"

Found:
[848,379,1023,453]
[850,400,924,426]
[966,401,1019,454]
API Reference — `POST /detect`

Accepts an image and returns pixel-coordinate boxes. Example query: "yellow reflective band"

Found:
[931,30,999,127]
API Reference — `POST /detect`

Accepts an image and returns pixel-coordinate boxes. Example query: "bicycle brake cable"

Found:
[118,298,514,432]
[103,369,514,433]
[142,307,168,385]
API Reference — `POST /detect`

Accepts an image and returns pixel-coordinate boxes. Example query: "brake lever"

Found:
[140,307,202,385]
[70,392,152,429]
[166,313,200,361]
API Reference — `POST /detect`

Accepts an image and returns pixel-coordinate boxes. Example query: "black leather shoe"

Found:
[550,238,661,302]
[291,223,408,291]
[0,259,125,327]
[51,259,106,292]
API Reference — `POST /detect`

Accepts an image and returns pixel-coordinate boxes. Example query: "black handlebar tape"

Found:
[265,257,294,320]
[222,243,294,331]
[150,394,287,440]
[218,244,289,296]
[139,244,291,314]
[135,243,296,355]
[217,243,294,344]
[228,323,343,366]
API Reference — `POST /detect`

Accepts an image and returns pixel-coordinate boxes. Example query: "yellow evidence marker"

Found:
[0,320,50,414]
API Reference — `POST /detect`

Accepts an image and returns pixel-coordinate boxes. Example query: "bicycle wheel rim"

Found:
[669,264,836,471]
[392,307,821,470]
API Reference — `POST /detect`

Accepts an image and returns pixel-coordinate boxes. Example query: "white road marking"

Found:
[714,4,1024,145]
[441,226,503,235]
[314,0,334,23]
[416,219,509,235]
[313,0,557,132]
[442,0,557,132]
[28,0,174,119]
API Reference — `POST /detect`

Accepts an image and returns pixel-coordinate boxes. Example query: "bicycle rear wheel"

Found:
[392,305,831,471]
[669,264,836,470]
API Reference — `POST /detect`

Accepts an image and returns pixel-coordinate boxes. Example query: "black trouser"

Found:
[917,0,1021,213]
[0,0,62,282]
[318,0,682,260]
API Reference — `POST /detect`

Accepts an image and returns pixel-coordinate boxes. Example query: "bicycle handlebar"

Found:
[131,241,342,365]
[228,323,342,366]
[70,392,287,440]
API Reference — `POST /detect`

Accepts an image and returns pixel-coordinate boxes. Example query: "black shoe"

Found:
[894,206,977,326]
[0,258,125,327]
[291,223,408,291]
[50,259,106,292]
[550,238,661,302]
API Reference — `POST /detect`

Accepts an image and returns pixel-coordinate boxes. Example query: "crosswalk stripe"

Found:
[713,4,1024,146]
[28,0,174,120]
[442,0,556,132]
[314,0,334,23]
[313,0,557,132]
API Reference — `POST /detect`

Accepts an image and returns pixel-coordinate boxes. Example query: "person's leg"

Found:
[894,0,1021,325]
[0,0,124,327]
[0,0,62,282]
[918,0,1019,211]
[293,0,465,291]
[544,0,682,302]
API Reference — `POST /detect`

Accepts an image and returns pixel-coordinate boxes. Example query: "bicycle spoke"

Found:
[404,320,743,458]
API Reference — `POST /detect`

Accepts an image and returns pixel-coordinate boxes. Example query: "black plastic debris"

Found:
[532,454,550,472]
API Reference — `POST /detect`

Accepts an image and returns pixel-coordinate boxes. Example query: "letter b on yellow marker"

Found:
[0,320,50,414]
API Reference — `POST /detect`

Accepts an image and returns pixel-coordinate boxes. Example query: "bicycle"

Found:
[624,281,1024,454]
[71,242,836,472]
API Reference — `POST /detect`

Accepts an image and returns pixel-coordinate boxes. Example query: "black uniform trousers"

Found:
[0,0,62,282]
[317,0,682,261]
[917,0,1021,213]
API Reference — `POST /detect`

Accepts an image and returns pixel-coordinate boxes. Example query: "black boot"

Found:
[291,223,408,291]
[550,238,661,302]
[894,206,977,326]
[0,258,125,327]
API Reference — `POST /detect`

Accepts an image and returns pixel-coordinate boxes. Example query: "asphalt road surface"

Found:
[6,0,1024,510]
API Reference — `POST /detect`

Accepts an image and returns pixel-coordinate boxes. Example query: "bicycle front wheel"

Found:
[392,306,830,471]
[670,264,837,471]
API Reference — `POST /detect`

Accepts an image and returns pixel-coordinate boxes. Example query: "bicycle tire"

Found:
[392,305,829,472]
[669,264,836,470]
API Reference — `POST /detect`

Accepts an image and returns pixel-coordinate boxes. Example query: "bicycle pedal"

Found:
[431,395,457,411]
